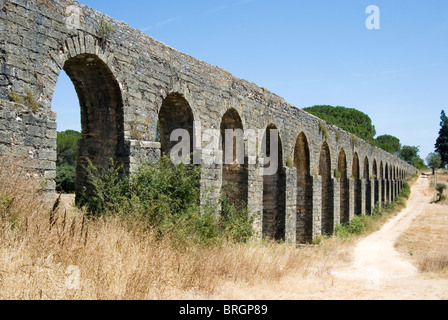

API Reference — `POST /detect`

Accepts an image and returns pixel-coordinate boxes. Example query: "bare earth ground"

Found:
[205,176,448,300]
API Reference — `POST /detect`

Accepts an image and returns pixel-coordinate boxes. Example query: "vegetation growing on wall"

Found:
[8,91,41,111]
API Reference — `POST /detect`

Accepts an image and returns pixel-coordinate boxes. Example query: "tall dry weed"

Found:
[0,155,352,300]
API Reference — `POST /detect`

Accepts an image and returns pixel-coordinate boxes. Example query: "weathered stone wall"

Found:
[0,0,418,244]
[0,99,57,191]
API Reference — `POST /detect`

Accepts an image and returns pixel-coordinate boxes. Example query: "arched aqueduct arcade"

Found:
[0,0,417,244]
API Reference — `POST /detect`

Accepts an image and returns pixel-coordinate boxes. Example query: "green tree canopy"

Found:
[303,105,376,143]
[56,130,81,193]
[426,152,442,174]
[57,130,81,166]
[399,145,420,163]
[375,134,402,156]
[398,145,427,170]
[435,110,448,167]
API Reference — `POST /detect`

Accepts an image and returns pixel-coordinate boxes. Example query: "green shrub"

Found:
[97,19,114,44]
[77,159,130,215]
[335,216,368,239]
[219,195,253,243]
[78,156,253,244]
[395,196,407,207]
[335,224,350,239]
[347,216,366,234]
[55,163,76,193]
[401,182,411,199]
[436,183,446,193]
[436,183,447,202]
[312,235,322,246]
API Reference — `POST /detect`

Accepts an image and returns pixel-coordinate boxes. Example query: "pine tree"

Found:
[435,110,448,168]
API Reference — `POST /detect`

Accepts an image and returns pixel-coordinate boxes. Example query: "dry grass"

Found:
[396,171,448,278]
[0,156,354,300]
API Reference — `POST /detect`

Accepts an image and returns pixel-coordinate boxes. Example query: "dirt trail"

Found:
[331,176,448,299]
[209,176,448,300]
[332,178,429,282]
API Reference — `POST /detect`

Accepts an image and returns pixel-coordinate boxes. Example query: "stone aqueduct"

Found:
[0,0,417,243]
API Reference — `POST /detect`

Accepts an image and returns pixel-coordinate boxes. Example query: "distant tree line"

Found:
[303,105,428,170]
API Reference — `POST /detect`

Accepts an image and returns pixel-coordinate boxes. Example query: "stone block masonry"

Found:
[0,0,418,244]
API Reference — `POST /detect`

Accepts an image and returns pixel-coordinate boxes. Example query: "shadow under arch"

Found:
[364,157,371,214]
[320,142,334,235]
[220,108,248,211]
[261,124,285,241]
[294,132,312,244]
[353,153,362,215]
[372,159,379,207]
[158,92,195,163]
[338,149,350,224]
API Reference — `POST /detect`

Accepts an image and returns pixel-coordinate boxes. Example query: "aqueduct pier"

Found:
[0,0,418,243]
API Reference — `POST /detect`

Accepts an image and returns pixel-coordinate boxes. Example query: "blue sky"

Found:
[52,0,448,161]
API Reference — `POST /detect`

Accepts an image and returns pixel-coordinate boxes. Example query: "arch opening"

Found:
[220,108,248,211]
[338,149,350,224]
[294,133,312,244]
[320,142,334,235]
[159,92,194,163]
[53,54,126,203]
[262,124,285,241]
[364,157,372,214]
[353,153,362,215]
[373,160,379,207]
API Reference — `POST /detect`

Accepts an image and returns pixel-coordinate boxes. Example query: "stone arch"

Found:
[45,33,122,110]
[262,124,286,241]
[294,132,312,244]
[338,149,350,224]
[320,142,334,235]
[353,153,362,215]
[364,157,371,214]
[58,53,126,202]
[158,92,195,163]
[220,108,248,211]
